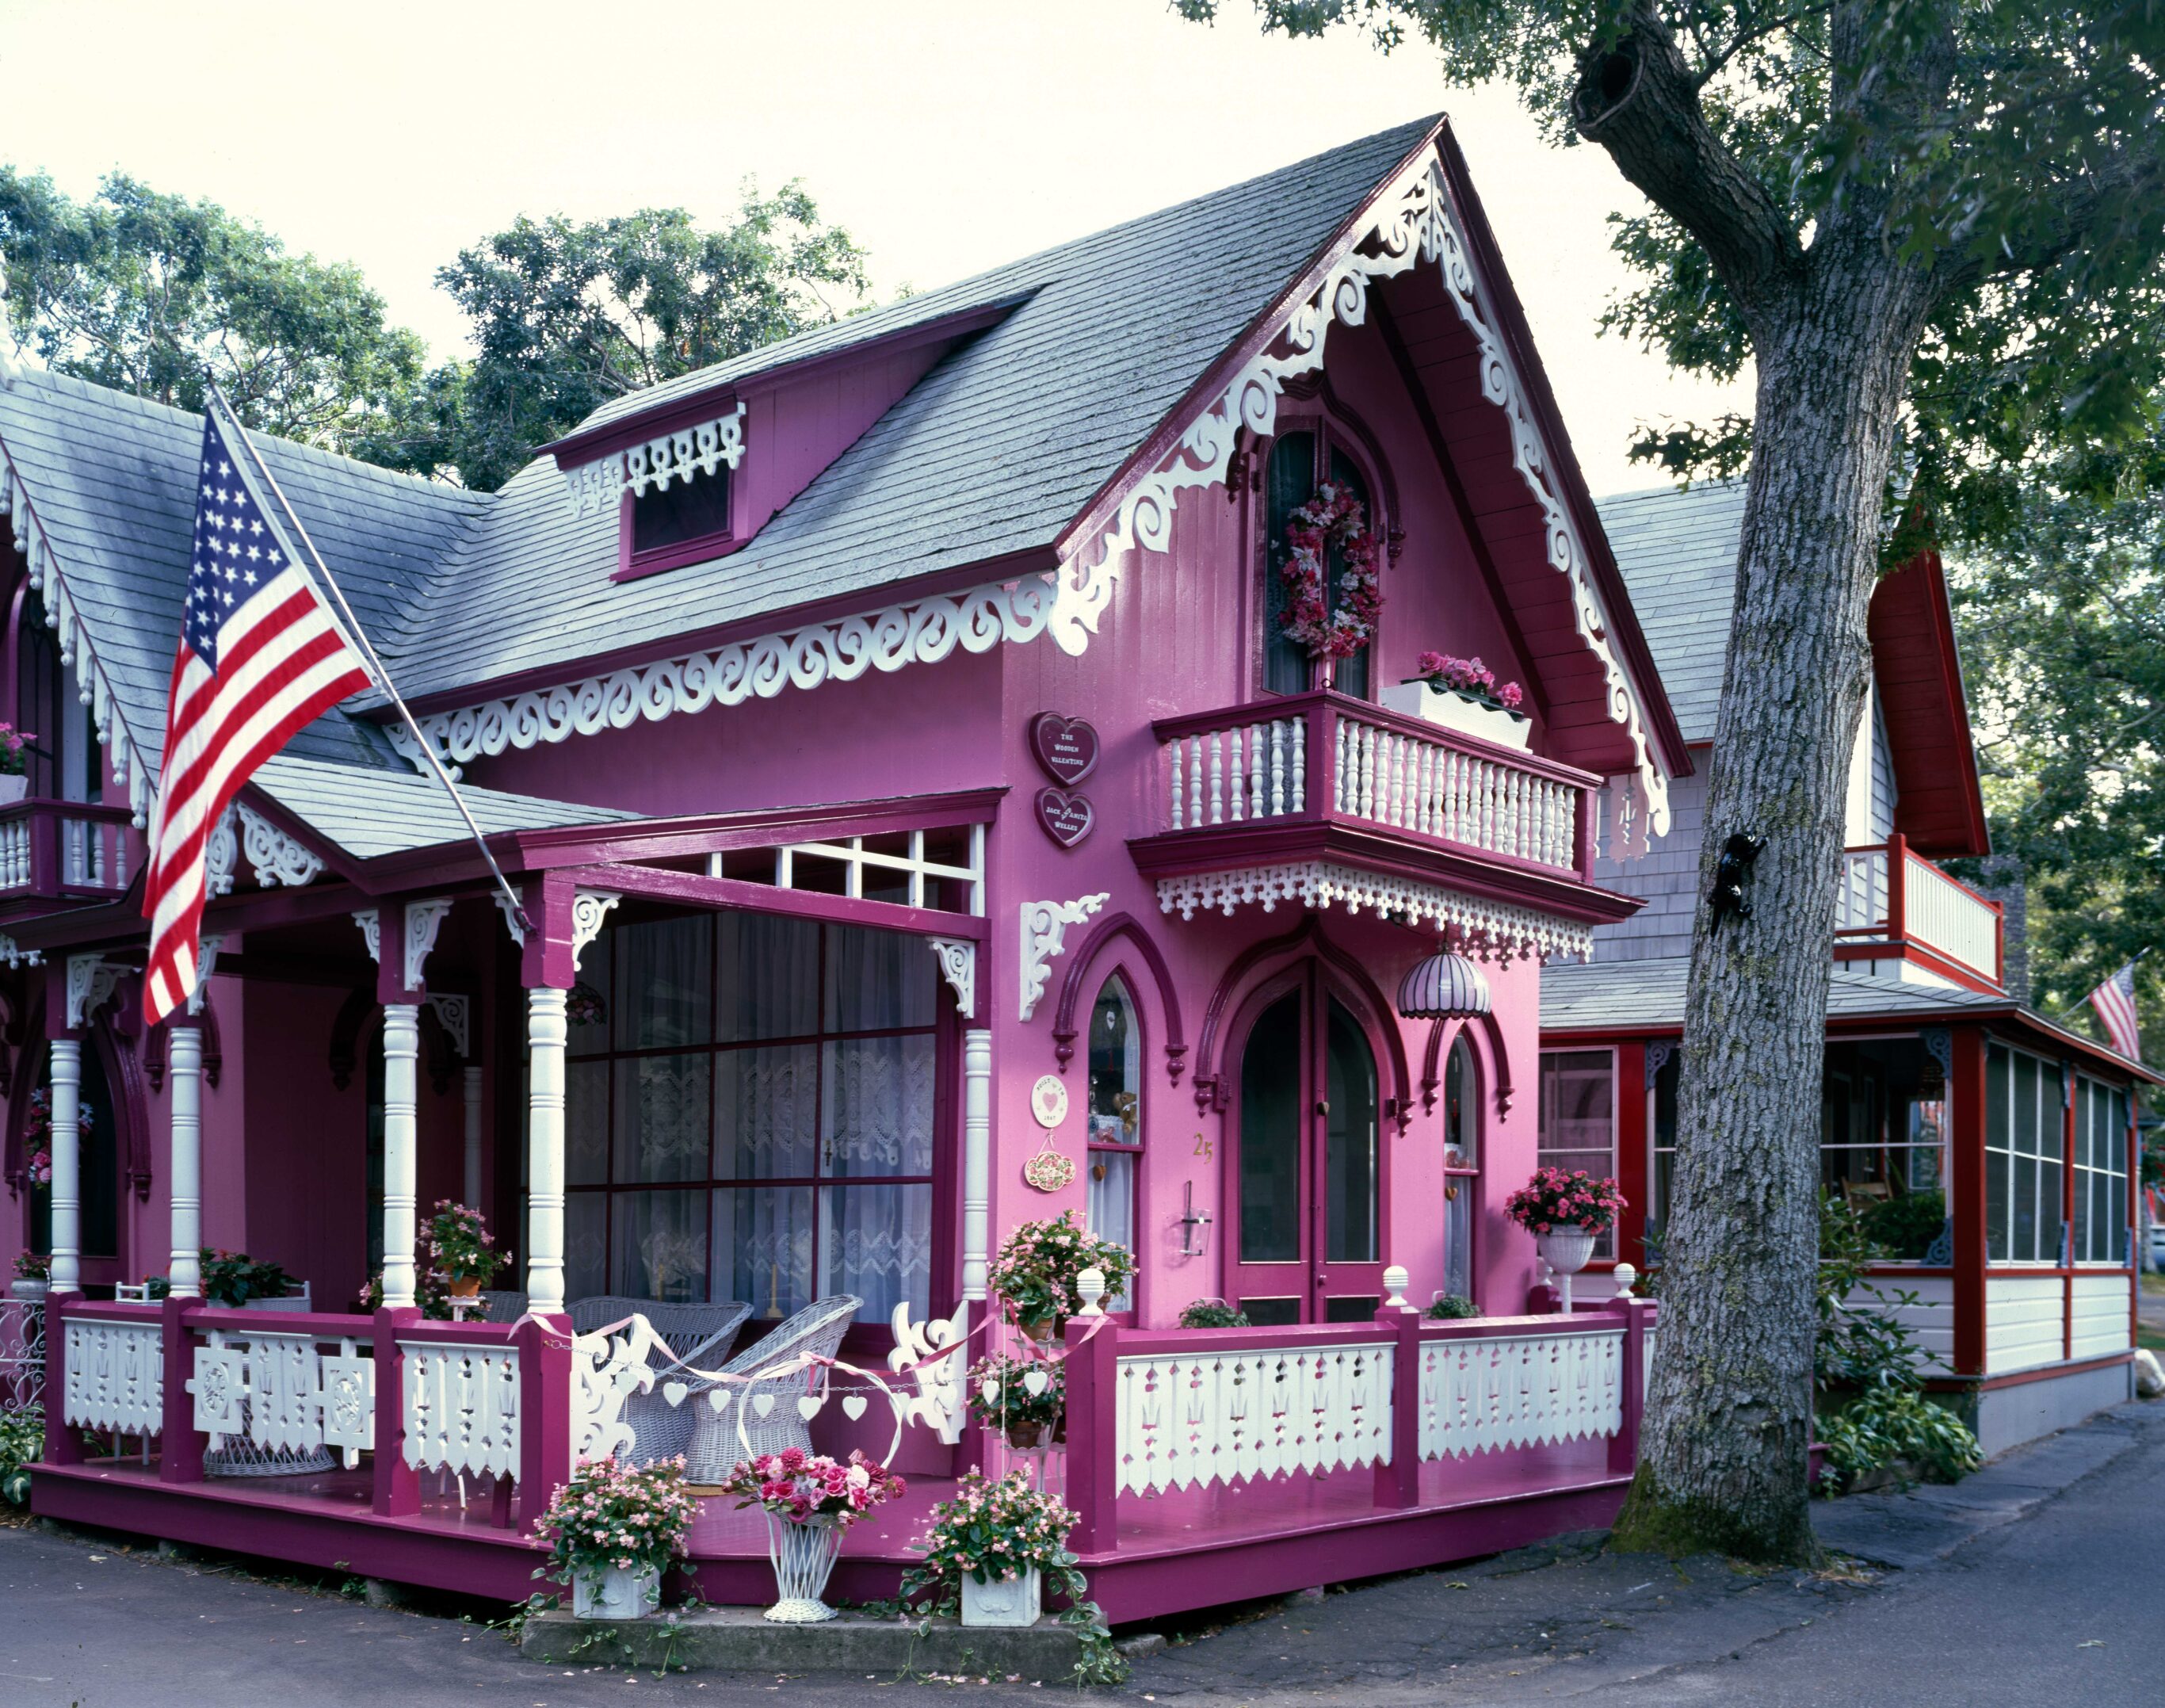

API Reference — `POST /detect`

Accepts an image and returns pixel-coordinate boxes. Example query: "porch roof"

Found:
[249,755,637,862]
[1541,955,2159,1081]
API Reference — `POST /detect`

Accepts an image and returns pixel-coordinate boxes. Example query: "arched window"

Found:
[1085,975,1142,1269]
[1441,1034,1479,1303]
[1262,426,1377,700]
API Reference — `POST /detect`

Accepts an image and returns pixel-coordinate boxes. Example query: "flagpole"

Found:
[202,380,533,939]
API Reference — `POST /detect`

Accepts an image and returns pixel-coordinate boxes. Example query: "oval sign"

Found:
[1030,713,1099,786]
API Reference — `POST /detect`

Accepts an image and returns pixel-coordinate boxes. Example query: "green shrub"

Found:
[1819,1387,1980,1492]
[1178,1299,1251,1328]
[1,1404,43,1506]
[1858,1190,1947,1262]
[1426,1294,1480,1320]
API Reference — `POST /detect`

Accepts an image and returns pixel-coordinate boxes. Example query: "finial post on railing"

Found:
[1075,1267,1107,1318]
[1382,1264,1411,1310]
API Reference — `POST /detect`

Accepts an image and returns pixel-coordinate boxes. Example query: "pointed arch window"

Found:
[1085,974,1142,1268]
[1262,426,1379,700]
[1441,1033,1480,1302]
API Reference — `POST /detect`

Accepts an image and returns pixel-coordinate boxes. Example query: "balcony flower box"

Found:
[1380,682,1530,751]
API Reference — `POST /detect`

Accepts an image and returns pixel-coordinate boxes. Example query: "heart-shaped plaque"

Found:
[1021,1369,1049,1397]
[1030,713,1100,785]
[1035,786,1094,850]
[662,1381,688,1408]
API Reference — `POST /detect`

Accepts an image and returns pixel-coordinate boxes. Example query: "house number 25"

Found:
[1193,1132,1212,1159]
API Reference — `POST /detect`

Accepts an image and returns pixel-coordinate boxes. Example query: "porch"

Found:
[30,1293,1655,1622]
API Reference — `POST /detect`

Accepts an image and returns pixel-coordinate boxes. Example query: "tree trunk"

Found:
[1611,247,1932,1563]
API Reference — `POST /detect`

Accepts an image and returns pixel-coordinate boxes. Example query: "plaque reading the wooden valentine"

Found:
[1029,713,1099,785]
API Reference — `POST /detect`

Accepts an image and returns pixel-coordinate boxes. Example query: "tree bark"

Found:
[1610,236,1934,1561]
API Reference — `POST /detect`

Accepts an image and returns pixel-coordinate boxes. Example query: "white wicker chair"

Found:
[675,1295,861,1483]
[575,1298,754,1467]
[480,1290,528,1324]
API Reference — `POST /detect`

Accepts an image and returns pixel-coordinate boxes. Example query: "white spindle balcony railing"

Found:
[1154,692,1592,877]
[0,801,136,897]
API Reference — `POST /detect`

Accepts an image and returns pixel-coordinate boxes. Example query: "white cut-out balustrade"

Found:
[402,1339,521,1480]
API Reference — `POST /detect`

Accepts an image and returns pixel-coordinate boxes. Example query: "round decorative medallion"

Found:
[1029,1074,1069,1129]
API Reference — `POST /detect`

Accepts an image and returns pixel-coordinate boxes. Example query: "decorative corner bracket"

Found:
[571,890,620,974]
[65,953,122,1030]
[426,992,472,1060]
[1018,895,1108,1022]
[353,908,380,964]
[185,935,224,1018]
[403,897,453,992]
[927,938,976,1019]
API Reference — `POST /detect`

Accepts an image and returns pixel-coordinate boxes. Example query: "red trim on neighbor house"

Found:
[1952,1025,1988,1377]
[1832,941,2003,995]
[1869,550,1991,859]
[1616,1041,1651,1269]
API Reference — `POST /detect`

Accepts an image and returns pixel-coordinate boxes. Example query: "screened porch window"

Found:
[1262,427,1376,699]
[1985,1042,2064,1264]
[1537,1049,1614,1259]
[2071,1076,2129,1265]
[562,911,939,1323]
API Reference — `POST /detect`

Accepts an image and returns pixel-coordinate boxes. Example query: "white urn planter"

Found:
[0,775,27,805]
[1536,1228,1598,1313]
[572,1562,660,1621]
[961,1567,1042,1629]
[1380,682,1533,751]
[762,1514,846,1623]
[9,1278,48,1301]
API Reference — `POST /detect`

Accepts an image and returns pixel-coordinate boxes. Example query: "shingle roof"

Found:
[250,753,634,861]
[0,364,483,775]
[1591,482,1747,744]
[372,117,1443,701]
[1541,955,2007,1033]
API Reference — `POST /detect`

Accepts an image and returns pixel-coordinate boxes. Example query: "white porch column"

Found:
[525,987,568,1313]
[46,1038,82,1291]
[462,1064,484,1209]
[380,1003,421,1310]
[166,1026,204,1298]
[961,1028,991,1301]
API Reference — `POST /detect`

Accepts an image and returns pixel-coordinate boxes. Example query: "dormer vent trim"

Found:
[564,400,746,518]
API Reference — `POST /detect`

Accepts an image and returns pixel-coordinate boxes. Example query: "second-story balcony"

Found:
[1130,690,1636,960]
[1835,832,2003,992]
[0,797,138,918]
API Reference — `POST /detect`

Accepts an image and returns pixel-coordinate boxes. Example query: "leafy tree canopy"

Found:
[403,185,869,491]
[0,168,428,460]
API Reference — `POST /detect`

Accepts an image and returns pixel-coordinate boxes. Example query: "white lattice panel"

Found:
[1417,1329,1623,1460]
[403,1342,521,1478]
[1113,1342,1393,1495]
[63,1318,163,1437]
[189,1344,247,1435]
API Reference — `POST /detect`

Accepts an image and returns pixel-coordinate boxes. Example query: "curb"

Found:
[520,1607,1082,1677]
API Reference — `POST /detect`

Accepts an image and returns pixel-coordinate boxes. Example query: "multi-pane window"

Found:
[1084,975,1141,1273]
[1985,1043,2065,1264]
[1538,1049,1615,1259]
[2072,1076,2129,1265]
[1441,1035,1480,1301]
[1262,427,1376,699]
[562,911,940,1322]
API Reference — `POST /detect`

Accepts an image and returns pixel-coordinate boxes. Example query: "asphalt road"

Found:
[2,1400,2159,1707]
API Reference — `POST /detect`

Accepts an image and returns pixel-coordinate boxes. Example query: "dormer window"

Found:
[632,465,732,557]
[556,399,747,579]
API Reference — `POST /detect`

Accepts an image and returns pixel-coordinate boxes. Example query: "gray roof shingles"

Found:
[1541,955,2007,1033]
[250,754,633,861]
[1590,482,1746,745]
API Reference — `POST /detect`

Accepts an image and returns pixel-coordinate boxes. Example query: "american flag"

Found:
[2086,961,2143,1060]
[141,401,372,1025]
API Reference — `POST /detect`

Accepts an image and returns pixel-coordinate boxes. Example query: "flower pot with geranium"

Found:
[987,1210,1136,1343]
[717,1446,904,1622]
[899,1469,1103,1635]
[0,723,30,802]
[422,1202,506,1300]
[533,1455,701,1620]
[10,1251,49,1300]
[967,1351,1066,1448]
[197,1248,292,1308]
[1506,1167,1626,1311]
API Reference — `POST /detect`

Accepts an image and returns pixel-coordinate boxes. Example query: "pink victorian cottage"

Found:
[0,118,1691,1618]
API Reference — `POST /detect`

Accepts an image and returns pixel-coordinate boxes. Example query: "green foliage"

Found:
[965,1353,1065,1431]
[1858,1190,1946,1263]
[0,169,429,458]
[196,1249,290,1309]
[988,1210,1137,1326]
[1816,1194,1938,1395]
[1819,1386,1982,1492]
[1178,1298,1252,1328]
[402,186,869,491]
[1,1402,41,1505]
[1425,1293,1480,1320]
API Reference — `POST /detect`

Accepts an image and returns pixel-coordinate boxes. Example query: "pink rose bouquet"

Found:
[717,1446,903,1528]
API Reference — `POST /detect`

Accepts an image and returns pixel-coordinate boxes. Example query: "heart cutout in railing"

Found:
[752,1393,776,1418]
[662,1381,688,1408]
[842,1394,869,1421]
[1021,1369,1049,1397]
[797,1395,824,1420]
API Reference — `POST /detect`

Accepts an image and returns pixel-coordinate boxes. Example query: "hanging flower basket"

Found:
[1276,483,1384,663]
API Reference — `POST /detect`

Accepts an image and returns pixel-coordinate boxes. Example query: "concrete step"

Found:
[520,1607,1082,1679]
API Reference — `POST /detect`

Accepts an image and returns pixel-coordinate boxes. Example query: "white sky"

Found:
[0,0,1749,494]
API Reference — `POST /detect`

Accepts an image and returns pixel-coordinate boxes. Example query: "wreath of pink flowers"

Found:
[1277,483,1384,663]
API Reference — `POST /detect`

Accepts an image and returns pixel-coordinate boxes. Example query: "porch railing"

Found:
[0,799,137,900]
[1835,832,2002,987]
[1152,690,1597,880]
[0,1297,43,1410]
[1063,1299,1655,1551]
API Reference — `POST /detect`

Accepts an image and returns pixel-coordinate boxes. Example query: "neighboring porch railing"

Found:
[1152,691,1597,879]
[0,799,137,900]
[1835,832,2003,988]
[1062,1300,1655,1551]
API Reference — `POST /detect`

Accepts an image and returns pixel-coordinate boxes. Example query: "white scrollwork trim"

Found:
[494,891,528,945]
[353,907,381,964]
[426,992,472,1059]
[237,803,325,888]
[571,889,620,974]
[1018,894,1108,1022]
[563,401,746,518]
[570,1313,665,1464]
[403,896,453,992]
[888,1300,969,1445]
[65,953,122,1030]
[186,934,224,1018]
[0,934,40,969]
[1155,861,1592,964]
[207,807,239,898]
[927,938,976,1019]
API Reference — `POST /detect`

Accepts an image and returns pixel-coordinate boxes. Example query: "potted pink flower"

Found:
[0,723,31,803]
[10,1251,50,1300]
[533,1455,701,1620]
[1383,653,1532,751]
[717,1446,903,1622]
[901,1468,1086,1630]
[1506,1166,1626,1309]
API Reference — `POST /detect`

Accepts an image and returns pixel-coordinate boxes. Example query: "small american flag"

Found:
[2086,961,2143,1060]
[141,401,372,1025]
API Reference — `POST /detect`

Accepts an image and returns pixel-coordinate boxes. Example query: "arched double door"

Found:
[1230,964,1386,1324]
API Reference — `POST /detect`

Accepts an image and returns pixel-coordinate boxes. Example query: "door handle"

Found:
[1314,1099,1329,1117]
